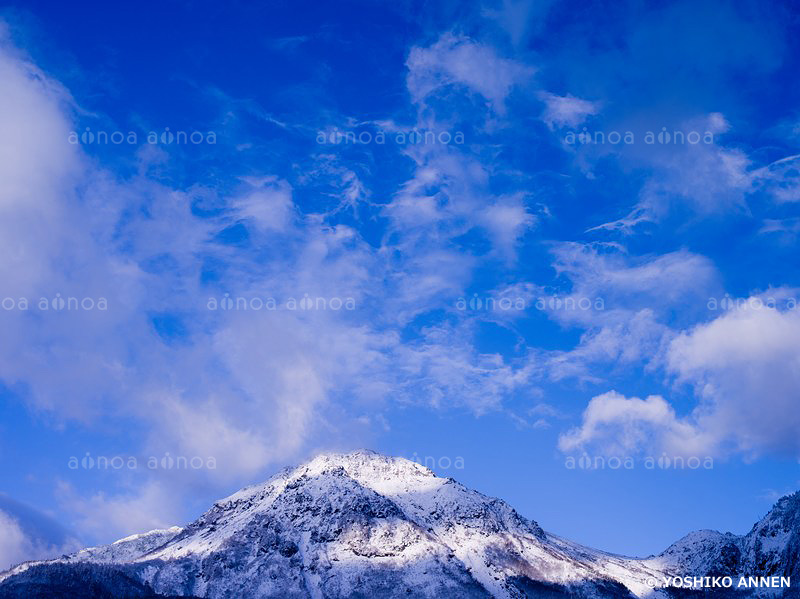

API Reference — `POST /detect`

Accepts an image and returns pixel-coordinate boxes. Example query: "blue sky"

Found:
[0,0,799,567]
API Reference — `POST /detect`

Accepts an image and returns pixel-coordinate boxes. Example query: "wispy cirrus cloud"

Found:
[406,33,534,114]
[3,0,800,556]
[0,23,543,544]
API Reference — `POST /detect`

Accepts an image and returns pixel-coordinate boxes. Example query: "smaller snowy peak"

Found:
[0,526,184,583]
[654,529,741,574]
[661,529,737,555]
[112,526,184,547]
[653,493,800,579]
[69,526,184,564]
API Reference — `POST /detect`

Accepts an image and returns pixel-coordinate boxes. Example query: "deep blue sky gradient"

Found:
[1,0,799,559]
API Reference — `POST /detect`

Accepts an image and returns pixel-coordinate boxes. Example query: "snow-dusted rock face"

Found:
[740,492,800,579]
[644,491,800,589]
[1,451,798,598]
[0,525,184,586]
[71,526,185,564]
[652,529,743,576]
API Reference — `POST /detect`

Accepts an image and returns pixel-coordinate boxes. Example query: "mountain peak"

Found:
[302,449,436,482]
[215,449,438,513]
[768,490,800,516]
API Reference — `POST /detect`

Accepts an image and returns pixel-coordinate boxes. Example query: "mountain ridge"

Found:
[1,450,798,598]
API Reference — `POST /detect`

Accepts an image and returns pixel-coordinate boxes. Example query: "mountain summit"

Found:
[0,451,797,598]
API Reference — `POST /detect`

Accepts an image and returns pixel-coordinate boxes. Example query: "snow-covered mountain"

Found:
[0,450,797,598]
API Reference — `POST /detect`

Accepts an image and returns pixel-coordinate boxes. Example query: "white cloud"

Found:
[231,176,294,231]
[481,194,536,260]
[667,300,800,458]
[540,243,719,381]
[751,154,800,204]
[558,391,708,457]
[760,216,800,239]
[0,32,83,295]
[381,143,530,317]
[392,322,531,413]
[539,92,599,129]
[546,309,672,382]
[56,481,179,543]
[587,113,754,230]
[0,511,32,571]
[0,507,81,571]
[549,243,719,317]
[406,33,533,113]
[561,297,800,460]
